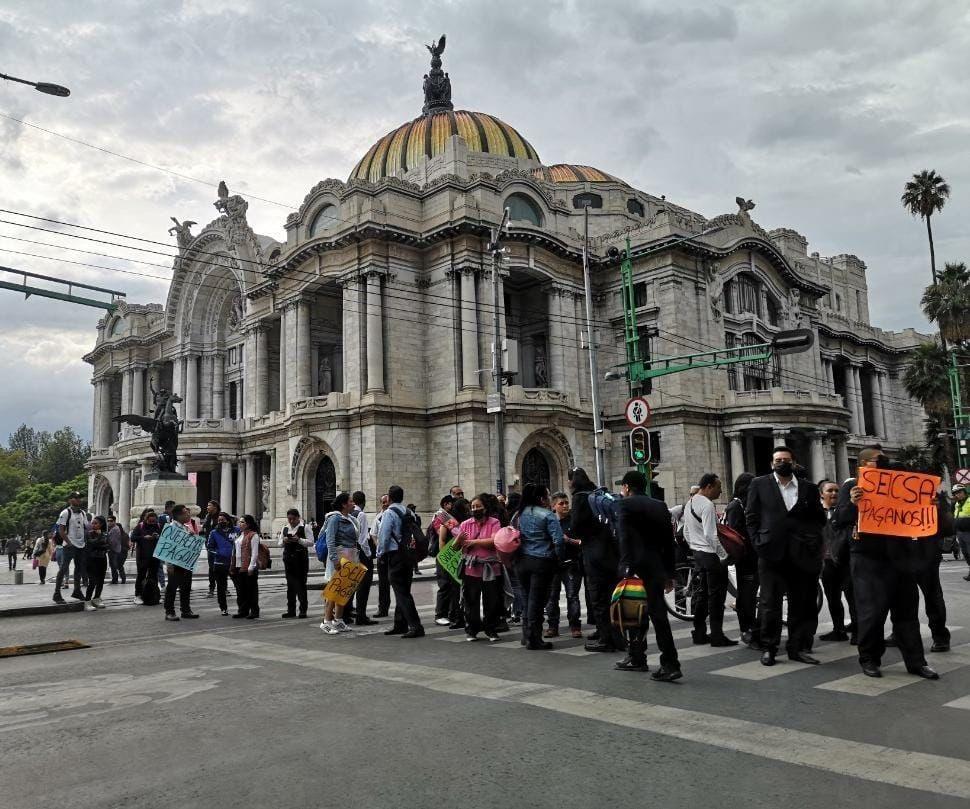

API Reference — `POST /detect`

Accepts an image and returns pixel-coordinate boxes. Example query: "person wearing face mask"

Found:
[206,512,236,616]
[745,446,826,667]
[513,483,564,650]
[454,495,503,642]
[278,507,312,619]
[818,479,856,643]
[835,447,938,679]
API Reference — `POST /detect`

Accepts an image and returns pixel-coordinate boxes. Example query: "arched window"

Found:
[735,273,761,318]
[505,193,543,226]
[308,204,338,238]
[110,318,125,336]
[313,456,337,523]
[627,198,645,217]
[572,192,602,209]
[522,447,551,489]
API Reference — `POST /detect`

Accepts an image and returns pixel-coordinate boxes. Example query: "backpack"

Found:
[141,577,161,606]
[257,541,272,570]
[426,522,441,558]
[397,507,428,563]
[314,523,329,563]
[588,488,620,533]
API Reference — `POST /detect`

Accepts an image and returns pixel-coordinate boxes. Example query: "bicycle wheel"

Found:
[665,562,698,621]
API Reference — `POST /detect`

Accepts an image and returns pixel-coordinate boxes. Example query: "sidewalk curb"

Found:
[0,602,85,618]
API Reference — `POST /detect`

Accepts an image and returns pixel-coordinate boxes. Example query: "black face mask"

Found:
[773,461,794,477]
[217,522,228,530]
[875,455,890,469]
[471,509,486,520]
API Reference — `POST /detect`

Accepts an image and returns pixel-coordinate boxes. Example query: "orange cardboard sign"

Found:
[856,467,940,537]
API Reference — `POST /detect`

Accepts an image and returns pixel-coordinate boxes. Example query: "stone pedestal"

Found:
[130,473,199,528]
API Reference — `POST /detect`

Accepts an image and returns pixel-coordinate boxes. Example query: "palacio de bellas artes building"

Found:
[84,38,930,531]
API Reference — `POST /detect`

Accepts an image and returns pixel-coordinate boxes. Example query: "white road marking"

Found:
[711,643,857,680]
[167,635,970,800]
[943,695,970,710]
[816,644,970,696]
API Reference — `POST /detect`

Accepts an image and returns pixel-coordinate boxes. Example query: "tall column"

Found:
[834,434,850,482]
[878,372,891,439]
[171,356,184,402]
[851,365,866,434]
[460,268,480,389]
[575,294,590,401]
[296,299,312,399]
[92,379,102,448]
[244,454,257,516]
[279,307,290,411]
[235,459,246,516]
[184,354,199,420]
[872,371,886,438]
[219,457,233,510]
[844,363,860,434]
[365,271,385,393]
[340,276,362,395]
[547,285,565,391]
[120,370,132,415]
[198,356,211,419]
[212,354,225,420]
[810,432,827,481]
[131,367,144,416]
[824,359,834,392]
[118,464,132,527]
[256,327,269,416]
[726,431,745,480]
[99,379,114,447]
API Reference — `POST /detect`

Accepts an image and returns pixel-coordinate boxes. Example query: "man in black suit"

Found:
[613,471,682,682]
[745,446,826,666]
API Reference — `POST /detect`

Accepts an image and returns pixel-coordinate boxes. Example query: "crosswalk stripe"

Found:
[711,642,856,680]
[943,695,970,710]
[816,643,970,696]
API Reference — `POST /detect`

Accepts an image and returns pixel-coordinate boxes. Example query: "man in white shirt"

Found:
[371,494,391,617]
[349,491,379,626]
[683,473,737,646]
[53,491,90,603]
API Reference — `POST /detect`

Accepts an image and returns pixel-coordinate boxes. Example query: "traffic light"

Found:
[629,428,649,464]
[772,328,814,355]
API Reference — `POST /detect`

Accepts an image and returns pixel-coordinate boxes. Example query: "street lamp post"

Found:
[0,71,70,97]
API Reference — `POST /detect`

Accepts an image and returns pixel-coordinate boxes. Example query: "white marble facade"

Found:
[84,54,930,530]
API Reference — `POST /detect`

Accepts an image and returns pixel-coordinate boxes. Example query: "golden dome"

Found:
[531,164,627,184]
[349,110,541,183]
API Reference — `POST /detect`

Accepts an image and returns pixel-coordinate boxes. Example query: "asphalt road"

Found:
[3,564,970,809]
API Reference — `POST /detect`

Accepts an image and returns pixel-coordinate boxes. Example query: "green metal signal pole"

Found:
[0,265,124,312]
[616,238,812,484]
[950,352,970,467]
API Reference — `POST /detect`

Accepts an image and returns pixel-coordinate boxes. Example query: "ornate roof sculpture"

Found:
[349,34,540,183]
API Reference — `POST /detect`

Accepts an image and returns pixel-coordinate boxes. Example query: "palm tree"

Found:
[895,444,932,473]
[921,262,970,344]
[903,341,952,416]
[901,169,950,283]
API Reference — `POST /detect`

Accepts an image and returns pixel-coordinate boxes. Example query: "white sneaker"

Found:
[434,617,451,626]
[92,598,106,609]
[321,621,340,635]
[133,596,143,605]
[332,619,351,633]
[84,601,96,611]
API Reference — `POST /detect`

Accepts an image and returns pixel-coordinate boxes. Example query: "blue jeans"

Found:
[545,562,583,629]
[55,544,87,594]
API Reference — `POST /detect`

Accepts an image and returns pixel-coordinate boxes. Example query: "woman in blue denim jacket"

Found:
[514,483,564,650]
[321,492,360,635]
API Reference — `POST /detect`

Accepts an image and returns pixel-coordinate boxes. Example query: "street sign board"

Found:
[956,468,970,485]
[624,397,651,428]
[629,427,650,464]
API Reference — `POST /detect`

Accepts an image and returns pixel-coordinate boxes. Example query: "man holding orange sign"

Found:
[835,446,941,680]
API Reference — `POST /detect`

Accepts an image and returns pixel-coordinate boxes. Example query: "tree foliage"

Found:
[921,262,970,344]
[0,473,87,539]
[903,341,953,416]
[4,424,90,486]
[0,449,30,504]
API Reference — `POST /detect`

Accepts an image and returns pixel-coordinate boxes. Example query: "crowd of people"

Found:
[19,442,970,682]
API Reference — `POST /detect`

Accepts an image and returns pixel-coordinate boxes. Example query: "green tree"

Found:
[903,341,952,416]
[33,427,89,484]
[901,169,950,283]
[7,424,45,473]
[0,449,29,504]
[0,473,86,539]
[921,262,970,345]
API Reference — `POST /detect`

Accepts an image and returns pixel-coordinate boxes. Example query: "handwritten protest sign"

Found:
[153,521,205,570]
[856,467,940,538]
[322,558,367,606]
[437,539,462,584]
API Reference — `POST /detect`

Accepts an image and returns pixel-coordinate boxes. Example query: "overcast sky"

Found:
[0,0,967,442]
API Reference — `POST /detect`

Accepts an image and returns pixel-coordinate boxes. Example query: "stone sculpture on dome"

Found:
[422,33,453,114]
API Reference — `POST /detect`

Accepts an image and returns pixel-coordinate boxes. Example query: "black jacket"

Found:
[613,494,676,582]
[570,489,618,569]
[745,474,825,565]
[131,523,160,560]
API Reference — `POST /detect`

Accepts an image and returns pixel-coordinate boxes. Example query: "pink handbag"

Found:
[493,526,521,567]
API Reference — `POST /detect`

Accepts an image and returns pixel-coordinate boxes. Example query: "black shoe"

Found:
[862,662,882,678]
[615,658,648,672]
[448,621,466,630]
[584,642,617,653]
[710,636,739,647]
[373,611,389,618]
[281,612,297,619]
[963,574,970,582]
[908,665,940,680]
[884,635,898,647]
[296,613,307,619]
[509,616,522,625]
[850,634,858,645]
[246,614,258,620]
[527,641,553,650]
[651,666,683,682]
[740,630,753,645]
[495,621,510,633]
[788,651,820,665]
[401,628,425,639]
[355,617,379,626]
[181,612,200,619]
[745,639,762,651]
[165,613,180,621]
[691,632,709,645]
[70,591,85,601]
[930,641,950,653]
[52,593,65,604]
[232,613,248,619]
[384,627,405,636]
[760,650,776,667]
[819,630,849,642]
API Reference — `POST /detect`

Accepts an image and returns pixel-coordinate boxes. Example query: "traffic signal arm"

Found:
[632,344,773,382]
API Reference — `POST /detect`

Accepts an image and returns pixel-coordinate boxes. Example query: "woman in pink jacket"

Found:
[454,495,503,642]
